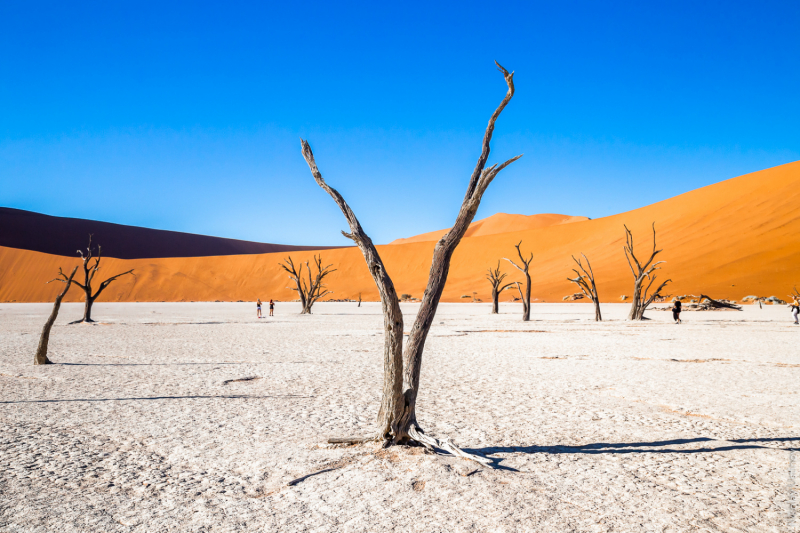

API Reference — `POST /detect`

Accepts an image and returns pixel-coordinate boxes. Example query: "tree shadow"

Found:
[57,362,247,366]
[0,394,313,404]
[466,436,800,468]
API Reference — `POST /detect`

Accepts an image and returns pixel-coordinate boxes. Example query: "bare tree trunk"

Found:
[83,294,94,323]
[486,261,512,314]
[624,224,670,320]
[505,242,533,321]
[514,282,529,319]
[301,144,406,442]
[36,266,78,365]
[358,292,362,307]
[71,235,134,324]
[567,253,602,321]
[394,66,521,443]
[302,62,521,457]
[281,256,335,315]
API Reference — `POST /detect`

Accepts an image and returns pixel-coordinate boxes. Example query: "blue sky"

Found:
[1,1,798,245]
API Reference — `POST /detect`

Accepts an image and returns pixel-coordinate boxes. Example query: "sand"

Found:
[389,213,590,245]
[1,161,799,305]
[1,302,797,532]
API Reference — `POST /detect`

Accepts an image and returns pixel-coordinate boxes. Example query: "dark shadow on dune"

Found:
[0,394,313,404]
[467,436,800,465]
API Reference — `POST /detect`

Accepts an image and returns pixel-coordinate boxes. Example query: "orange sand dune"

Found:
[2,161,799,305]
[390,213,589,244]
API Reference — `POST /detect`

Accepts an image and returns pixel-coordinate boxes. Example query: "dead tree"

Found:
[504,241,533,321]
[279,255,336,314]
[624,224,671,320]
[280,257,307,310]
[35,266,79,364]
[486,261,514,314]
[301,62,521,463]
[699,295,742,310]
[567,253,602,321]
[71,235,134,323]
[358,292,362,307]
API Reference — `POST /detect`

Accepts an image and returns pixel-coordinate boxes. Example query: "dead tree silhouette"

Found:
[71,235,134,323]
[504,241,533,321]
[280,255,336,314]
[35,266,79,364]
[486,261,514,314]
[624,224,670,320]
[567,254,602,321]
[301,62,521,464]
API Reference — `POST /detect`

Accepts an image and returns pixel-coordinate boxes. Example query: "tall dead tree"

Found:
[35,266,79,364]
[567,254,602,321]
[71,235,134,323]
[486,261,514,314]
[505,241,533,321]
[624,224,671,320]
[301,62,521,462]
[279,255,336,314]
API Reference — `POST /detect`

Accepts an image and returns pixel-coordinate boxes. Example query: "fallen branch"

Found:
[699,295,742,310]
[327,437,377,445]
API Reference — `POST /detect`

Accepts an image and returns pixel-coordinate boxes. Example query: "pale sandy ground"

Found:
[0,302,798,532]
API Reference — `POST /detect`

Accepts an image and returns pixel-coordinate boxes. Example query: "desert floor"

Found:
[0,302,798,532]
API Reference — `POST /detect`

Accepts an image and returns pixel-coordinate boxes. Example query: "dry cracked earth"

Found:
[1,302,798,532]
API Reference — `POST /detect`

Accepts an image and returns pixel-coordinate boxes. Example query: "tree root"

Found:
[328,427,492,468]
[408,425,493,467]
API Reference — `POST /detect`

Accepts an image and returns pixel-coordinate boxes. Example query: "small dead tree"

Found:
[567,254,602,321]
[504,241,533,321]
[279,255,336,314]
[624,224,671,320]
[486,261,514,314]
[358,292,362,307]
[71,235,134,323]
[301,62,521,463]
[35,266,79,365]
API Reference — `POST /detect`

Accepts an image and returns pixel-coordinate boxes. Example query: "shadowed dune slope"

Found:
[1,161,799,304]
[390,213,590,244]
[0,207,342,259]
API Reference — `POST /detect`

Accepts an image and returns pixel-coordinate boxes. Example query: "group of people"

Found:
[253,295,799,324]
[256,299,274,318]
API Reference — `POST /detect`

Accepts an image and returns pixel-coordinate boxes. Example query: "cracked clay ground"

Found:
[1,302,798,532]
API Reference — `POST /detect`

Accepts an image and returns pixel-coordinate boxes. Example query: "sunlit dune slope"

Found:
[390,213,589,244]
[2,161,799,304]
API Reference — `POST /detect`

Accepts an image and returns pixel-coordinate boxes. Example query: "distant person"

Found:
[269,299,275,316]
[791,297,800,325]
[672,299,682,324]
[256,299,262,318]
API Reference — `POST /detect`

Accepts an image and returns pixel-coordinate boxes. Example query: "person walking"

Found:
[672,299,682,324]
[269,299,275,317]
[791,296,800,325]
[256,299,262,318]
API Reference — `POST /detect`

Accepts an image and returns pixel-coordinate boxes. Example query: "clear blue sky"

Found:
[1,1,798,245]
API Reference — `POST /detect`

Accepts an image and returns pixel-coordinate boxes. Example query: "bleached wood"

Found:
[35,266,79,364]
